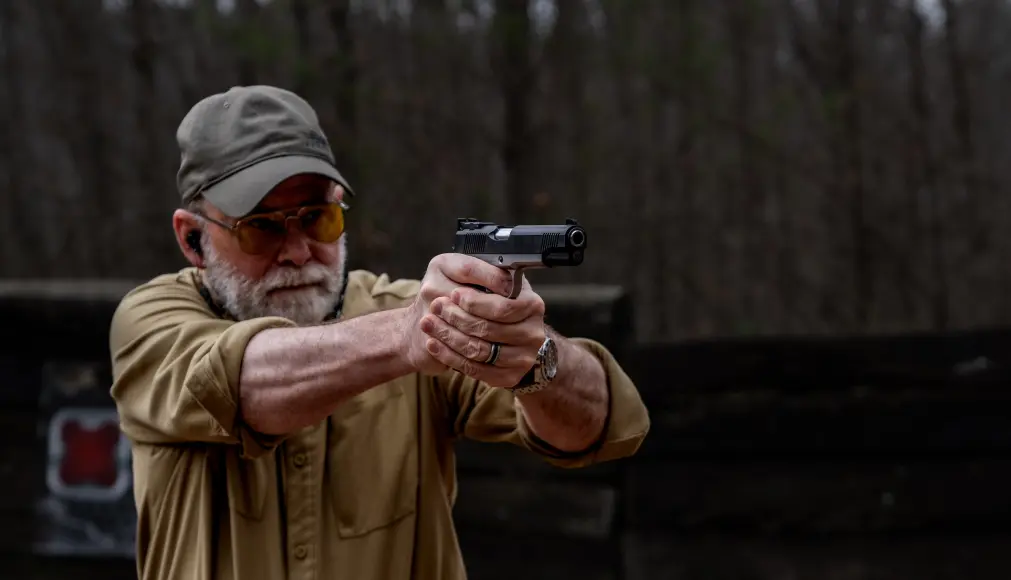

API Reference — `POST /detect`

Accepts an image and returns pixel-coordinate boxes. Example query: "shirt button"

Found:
[294,545,308,560]
[293,453,307,468]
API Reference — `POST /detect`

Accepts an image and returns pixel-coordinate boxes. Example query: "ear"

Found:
[172,209,206,269]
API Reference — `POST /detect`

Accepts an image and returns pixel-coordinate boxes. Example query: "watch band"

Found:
[507,337,554,395]
[509,384,546,396]
[509,373,545,396]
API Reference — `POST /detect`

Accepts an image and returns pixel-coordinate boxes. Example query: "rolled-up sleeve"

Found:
[437,337,649,468]
[514,338,649,467]
[109,275,297,459]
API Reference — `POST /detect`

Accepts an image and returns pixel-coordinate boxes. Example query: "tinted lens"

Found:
[235,221,282,255]
[233,203,346,255]
[301,204,345,243]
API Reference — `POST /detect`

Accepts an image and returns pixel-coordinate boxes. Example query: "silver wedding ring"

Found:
[484,342,501,366]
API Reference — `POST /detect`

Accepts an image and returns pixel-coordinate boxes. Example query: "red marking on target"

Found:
[46,408,130,502]
[59,421,121,487]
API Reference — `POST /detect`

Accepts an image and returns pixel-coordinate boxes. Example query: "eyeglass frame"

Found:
[190,198,351,255]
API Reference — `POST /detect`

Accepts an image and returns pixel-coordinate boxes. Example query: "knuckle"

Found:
[529,325,546,345]
[469,318,490,338]
[464,339,483,360]
[427,255,443,272]
[420,279,443,302]
[420,284,438,302]
[446,296,461,313]
[530,295,546,316]
[436,325,452,343]
[442,306,458,326]
[460,359,477,377]
[497,302,515,320]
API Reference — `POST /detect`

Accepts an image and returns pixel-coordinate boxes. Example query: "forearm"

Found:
[239,308,413,435]
[516,331,609,453]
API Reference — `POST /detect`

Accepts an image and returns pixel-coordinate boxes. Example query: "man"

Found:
[109,85,649,580]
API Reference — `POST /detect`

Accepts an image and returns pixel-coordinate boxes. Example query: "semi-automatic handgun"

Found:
[452,217,587,299]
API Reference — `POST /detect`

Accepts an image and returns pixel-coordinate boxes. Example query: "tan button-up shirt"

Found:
[109,268,650,580]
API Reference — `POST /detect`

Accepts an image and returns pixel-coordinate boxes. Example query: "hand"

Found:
[420,260,547,389]
[402,253,517,376]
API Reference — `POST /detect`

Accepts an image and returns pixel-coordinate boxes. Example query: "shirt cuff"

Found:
[515,337,650,468]
[189,316,298,459]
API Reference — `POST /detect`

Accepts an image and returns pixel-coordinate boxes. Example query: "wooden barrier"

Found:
[0,278,635,579]
[4,279,1011,579]
[450,287,633,579]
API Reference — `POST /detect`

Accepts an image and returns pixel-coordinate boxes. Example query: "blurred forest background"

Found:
[2,0,1009,343]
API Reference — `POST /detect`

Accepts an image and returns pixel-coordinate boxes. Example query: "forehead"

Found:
[255,174,333,212]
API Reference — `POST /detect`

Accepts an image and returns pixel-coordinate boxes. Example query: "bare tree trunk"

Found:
[655,0,702,338]
[939,0,992,301]
[790,0,871,330]
[543,0,588,223]
[0,0,26,275]
[906,0,949,330]
[57,0,114,274]
[328,0,359,186]
[645,1,675,340]
[599,0,652,337]
[235,0,260,86]
[130,0,175,273]
[765,46,796,332]
[835,0,871,330]
[491,0,534,223]
[941,0,976,194]
[291,0,313,99]
[726,0,765,325]
[194,0,222,98]
[675,0,702,336]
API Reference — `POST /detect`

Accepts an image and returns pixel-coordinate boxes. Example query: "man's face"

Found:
[199,174,348,325]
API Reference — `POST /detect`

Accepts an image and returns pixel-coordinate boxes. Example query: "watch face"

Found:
[542,337,559,380]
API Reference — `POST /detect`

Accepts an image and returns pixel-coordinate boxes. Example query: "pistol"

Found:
[452,217,587,299]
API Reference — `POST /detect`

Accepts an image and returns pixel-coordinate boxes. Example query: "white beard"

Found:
[201,234,348,326]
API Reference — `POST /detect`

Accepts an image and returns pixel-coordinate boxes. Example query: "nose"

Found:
[275,216,312,266]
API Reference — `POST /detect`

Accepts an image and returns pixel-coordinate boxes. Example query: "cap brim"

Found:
[202,155,353,218]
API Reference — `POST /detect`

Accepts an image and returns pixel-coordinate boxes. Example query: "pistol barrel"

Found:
[452,218,587,298]
[453,218,587,268]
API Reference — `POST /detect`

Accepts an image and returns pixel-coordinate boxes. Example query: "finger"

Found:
[421,314,535,369]
[431,298,535,346]
[419,262,460,304]
[451,286,545,324]
[437,254,512,297]
[424,337,515,385]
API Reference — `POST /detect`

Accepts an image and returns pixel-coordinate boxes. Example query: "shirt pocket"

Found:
[327,377,419,538]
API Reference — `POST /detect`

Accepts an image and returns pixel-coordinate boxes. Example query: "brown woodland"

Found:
[2,0,1009,343]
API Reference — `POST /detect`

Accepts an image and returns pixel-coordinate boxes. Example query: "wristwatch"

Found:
[508,336,558,396]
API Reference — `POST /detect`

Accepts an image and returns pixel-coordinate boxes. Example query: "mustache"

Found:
[261,264,335,292]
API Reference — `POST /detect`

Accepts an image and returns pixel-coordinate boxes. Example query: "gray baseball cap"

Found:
[176,85,354,217]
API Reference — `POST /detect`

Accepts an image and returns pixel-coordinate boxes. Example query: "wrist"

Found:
[391,306,419,373]
[507,333,560,396]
